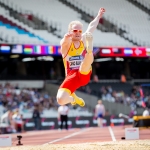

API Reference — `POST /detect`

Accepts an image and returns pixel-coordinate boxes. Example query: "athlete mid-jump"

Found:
[57,8,106,107]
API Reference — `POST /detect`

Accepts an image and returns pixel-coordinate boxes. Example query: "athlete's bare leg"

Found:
[79,32,94,73]
[97,118,103,127]
[56,89,74,105]
[56,89,85,106]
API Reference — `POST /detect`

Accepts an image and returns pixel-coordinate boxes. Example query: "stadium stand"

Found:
[66,0,150,46]
[126,0,150,29]
[132,0,150,11]
[0,0,133,46]
[0,6,60,44]
[79,82,150,110]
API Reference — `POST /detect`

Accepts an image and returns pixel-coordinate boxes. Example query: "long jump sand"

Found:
[0,140,150,150]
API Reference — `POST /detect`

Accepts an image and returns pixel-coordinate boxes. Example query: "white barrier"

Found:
[0,135,12,147]
[125,128,139,140]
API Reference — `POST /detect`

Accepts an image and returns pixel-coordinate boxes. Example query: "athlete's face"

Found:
[70,24,82,41]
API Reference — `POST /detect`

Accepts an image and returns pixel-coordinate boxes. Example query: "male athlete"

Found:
[57,8,105,107]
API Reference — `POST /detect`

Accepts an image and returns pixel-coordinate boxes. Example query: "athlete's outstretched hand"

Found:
[98,7,105,18]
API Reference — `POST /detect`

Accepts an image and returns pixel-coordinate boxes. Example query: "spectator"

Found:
[0,110,16,133]
[105,109,109,116]
[93,74,99,83]
[58,105,69,130]
[120,74,126,83]
[95,100,105,127]
[12,109,25,133]
[142,107,149,116]
[129,106,137,118]
[32,105,41,130]
[146,97,150,109]
[107,86,112,93]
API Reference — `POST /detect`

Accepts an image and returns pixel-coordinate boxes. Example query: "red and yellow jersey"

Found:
[63,41,86,75]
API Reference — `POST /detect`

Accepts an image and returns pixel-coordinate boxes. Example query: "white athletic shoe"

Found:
[85,32,93,53]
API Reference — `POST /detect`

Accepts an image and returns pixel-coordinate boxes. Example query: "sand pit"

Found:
[0,140,150,150]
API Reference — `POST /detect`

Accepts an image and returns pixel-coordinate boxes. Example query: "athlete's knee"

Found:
[57,97,64,105]
[56,90,68,105]
[56,94,64,105]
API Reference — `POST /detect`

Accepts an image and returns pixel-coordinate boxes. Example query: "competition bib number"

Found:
[69,56,83,69]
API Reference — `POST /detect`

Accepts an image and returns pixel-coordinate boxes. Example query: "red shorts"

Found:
[59,70,92,94]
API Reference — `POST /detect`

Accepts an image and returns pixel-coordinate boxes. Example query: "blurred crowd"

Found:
[0,82,58,133]
[1,82,149,114]
[100,85,150,109]
[79,83,150,110]
[0,83,58,114]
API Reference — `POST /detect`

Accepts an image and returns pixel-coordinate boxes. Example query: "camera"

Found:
[16,135,23,146]
[17,135,22,139]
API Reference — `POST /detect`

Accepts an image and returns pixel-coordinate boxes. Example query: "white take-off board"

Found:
[0,135,12,146]
[125,128,139,140]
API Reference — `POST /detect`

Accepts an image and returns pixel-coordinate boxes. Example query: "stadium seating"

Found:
[68,0,150,46]
[0,6,60,44]
[1,0,133,46]
[4,14,61,45]
[135,0,150,10]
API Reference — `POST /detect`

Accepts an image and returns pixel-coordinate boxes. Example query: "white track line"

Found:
[43,128,92,145]
[11,130,61,138]
[108,126,116,141]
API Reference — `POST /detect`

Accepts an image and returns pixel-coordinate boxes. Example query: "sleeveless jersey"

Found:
[63,41,86,75]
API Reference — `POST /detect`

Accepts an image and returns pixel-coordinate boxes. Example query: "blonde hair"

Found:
[68,20,83,32]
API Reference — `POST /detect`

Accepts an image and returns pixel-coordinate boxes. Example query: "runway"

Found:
[10,126,150,146]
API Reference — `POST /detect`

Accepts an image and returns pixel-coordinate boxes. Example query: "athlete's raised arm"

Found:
[82,8,105,46]
[85,8,105,34]
[60,32,72,58]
